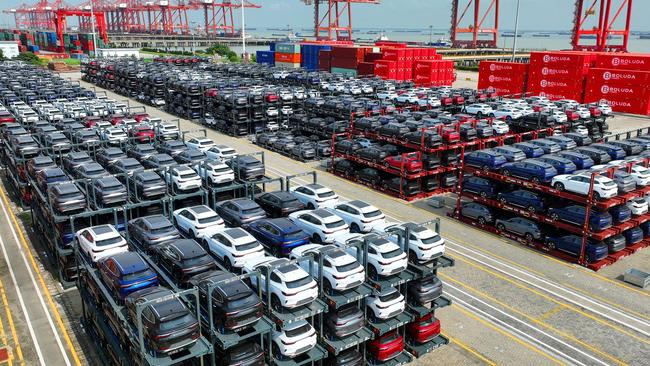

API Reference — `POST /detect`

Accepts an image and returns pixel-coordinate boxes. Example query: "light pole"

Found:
[191,21,197,55]
[241,0,247,62]
[429,25,433,44]
[87,3,98,58]
[511,0,521,61]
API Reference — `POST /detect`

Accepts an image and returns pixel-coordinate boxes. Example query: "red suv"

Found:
[406,313,441,344]
[384,153,423,173]
[134,113,150,123]
[441,127,460,143]
[129,124,155,143]
[367,330,404,362]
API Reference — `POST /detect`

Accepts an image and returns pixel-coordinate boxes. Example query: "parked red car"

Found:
[134,113,150,123]
[384,153,423,173]
[84,117,102,128]
[110,115,126,125]
[367,330,404,362]
[406,314,441,344]
[0,111,15,124]
[129,124,155,142]
[441,127,460,143]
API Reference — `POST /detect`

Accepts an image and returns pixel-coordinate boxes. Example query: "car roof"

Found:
[229,198,258,209]
[142,215,172,228]
[109,252,148,274]
[90,224,116,236]
[168,239,204,258]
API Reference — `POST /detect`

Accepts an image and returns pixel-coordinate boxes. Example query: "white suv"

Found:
[290,184,339,209]
[372,222,445,264]
[464,103,495,117]
[185,137,216,152]
[203,228,265,270]
[100,127,128,145]
[76,225,128,262]
[339,234,408,279]
[165,165,202,192]
[289,244,365,293]
[366,287,405,321]
[195,160,234,186]
[330,200,386,233]
[552,174,618,199]
[272,320,317,359]
[289,209,349,244]
[491,120,510,135]
[243,257,319,310]
[154,122,180,140]
[172,205,224,239]
[206,144,238,161]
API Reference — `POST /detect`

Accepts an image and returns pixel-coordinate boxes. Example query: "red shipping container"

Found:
[527,76,585,90]
[275,53,301,63]
[364,52,383,62]
[374,60,397,79]
[375,41,407,48]
[382,48,406,62]
[585,83,650,100]
[479,61,529,74]
[357,62,375,76]
[412,48,422,60]
[331,57,359,69]
[583,93,650,114]
[331,46,367,62]
[587,68,650,86]
[595,53,650,71]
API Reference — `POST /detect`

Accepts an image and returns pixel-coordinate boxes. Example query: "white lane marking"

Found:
[446,283,611,366]
[0,196,72,366]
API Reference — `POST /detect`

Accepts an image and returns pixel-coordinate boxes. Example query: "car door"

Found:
[79,230,93,255]
[209,233,228,261]
[177,210,195,234]
[334,204,352,224]
[252,264,268,293]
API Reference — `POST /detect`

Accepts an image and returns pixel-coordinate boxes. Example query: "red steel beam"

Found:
[451,0,499,49]
[572,0,632,52]
[302,0,379,41]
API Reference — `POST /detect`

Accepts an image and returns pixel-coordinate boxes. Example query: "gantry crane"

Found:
[301,0,380,41]
[572,0,632,52]
[450,0,499,48]
[188,0,261,36]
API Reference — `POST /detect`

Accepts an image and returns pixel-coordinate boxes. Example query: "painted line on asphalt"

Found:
[0,277,23,366]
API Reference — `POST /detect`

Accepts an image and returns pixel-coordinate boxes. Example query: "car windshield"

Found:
[336,261,359,273]
[123,268,155,282]
[317,191,336,198]
[420,235,442,244]
[159,312,193,331]
[180,173,196,179]
[381,248,402,259]
[285,229,306,240]
[214,166,231,173]
[197,215,220,224]
[325,220,345,229]
[235,241,259,251]
[285,323,311,338]
[96,236,123,247]
[241,208,261,215]
[58,191,80,199]
[379,291,401,302]
[363,210,382,218]
[150,225,174,234]
[185,253,211,266]
[285,275,312,289]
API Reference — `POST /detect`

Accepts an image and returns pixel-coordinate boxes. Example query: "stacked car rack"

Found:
[451,127,650,270]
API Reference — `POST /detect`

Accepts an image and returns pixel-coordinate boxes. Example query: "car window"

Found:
[270,272,281,283]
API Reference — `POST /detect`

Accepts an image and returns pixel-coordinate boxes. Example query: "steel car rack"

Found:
[319,323,374,357]
[166,188,208,213]
[365,308,414,339]
[245,176,285,200]
[266,344,329,366]
[180,128,208,143]
[405,334,449,359]
[604,127,650,142]
[207,181,250,208]
[395,219,453,277]
[201,271,273,362]
[285,171,318,192]
[332,149,453,180]
[2,157,31,208]
[368,351,414,366]
[406,296,453,319]
[125,168,171,204]
[233,151,268,184]
[152,119,183,142]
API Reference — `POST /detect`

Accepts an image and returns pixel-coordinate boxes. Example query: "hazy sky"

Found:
[1,0,649,32]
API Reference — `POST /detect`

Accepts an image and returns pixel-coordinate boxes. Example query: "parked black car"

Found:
[335,140,362,155]
[355,147,387,163]
[90,176,127,207]
[128,143,158,162]
[217,342,265,366]
[62,151,93,174]
[323,304,365,339]
[95,147,127,167]
[75,162,109,180]
[132,171,167,200]
[127,215,181,251]
[214,199,267,227]
[227,156,265,180]
[255,191,305,217]
[158,140,187,157]
[142,153,176,170]
[333,159,356,176]
[153,239,216,286]
[26,155,56,180]
[378,122,409,138]
[356,168,382,185]
[48,182,86,213]
[174,149,207,165]
[36,167,69,191]
[383,177,421,196]
[408,275,442,305]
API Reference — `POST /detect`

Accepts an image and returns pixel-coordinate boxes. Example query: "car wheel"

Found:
[478,216,486,225]
[223,257,232,271]
[506,116,512,122]
[502,170,510,177]
[408,250,418,264]
[350,223,361,233]
[323,280,333,295]
[481,164,489,171]
[272,343,283,360]
[531,177,540,183]
[189,230,196,240]
[593,192,601,200]
[547,242,556,250]
[312,234,322,244]
[525,233,534,242]
[201,239,209,249]
[368,265,378,280]
[476,112,483,118]
[554,182,565,191]
[496,223,505,231]
[550,213,559,220]
[307,202,315,210]
[528,205,536,212]
[489,113,495,118]
[480,191,487,198]
[271,295,283,313]
[498,196,507,204]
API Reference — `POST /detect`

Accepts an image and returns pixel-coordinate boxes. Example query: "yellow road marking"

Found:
[452,304,566,366]
[538,306,564,321]
[441,273,629,366]
[443,333,497,366]
[0,187,82,366]
[450,254,650,346]
[0,273,22,365]
[560,282,650,322]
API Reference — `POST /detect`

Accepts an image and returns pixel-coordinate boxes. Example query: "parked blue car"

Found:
[533,156,577,175]
[623,227,644,246]
[464,150,508,170]
[497,190,546,213]
[98,252,158,300]
[639,221,650,237]
[462,176,498,198]
[557,151,595,170]
[609,205,632,223]
[590,143,626,160]
[513,142,544,158]
[547,205,613,231]
[501,160,557,183]
[545,235,608,263]
[247,218,310,256]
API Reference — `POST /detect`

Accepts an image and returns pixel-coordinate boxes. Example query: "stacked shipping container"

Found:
[274,42,301,68]
[526,51,595,101]
[477,61,529,96]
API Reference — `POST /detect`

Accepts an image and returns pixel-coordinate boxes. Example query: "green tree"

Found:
[14,52,44,66]
[0,49,5,61]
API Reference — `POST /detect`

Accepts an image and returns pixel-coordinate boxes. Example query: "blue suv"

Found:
[497,190,546,213]
[501,160,557,183]
[513,142,544,158]
[534,156,577,175]
[623,227,644,246]
[590,143,627,160]
[547,205,613,231]
[545,235,608,263]
[557,151,594,170]
[462,176,498,198]
[464,150,508,170]
[247,218,310,256]
[609,205,632,223]
[98,252,158,300]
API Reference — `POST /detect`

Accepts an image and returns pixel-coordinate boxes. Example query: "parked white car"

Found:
[76,225,128,262]
[556,99,580,110]
[372,222,445,264]
[417,97,441,108]
[290,244,365,293]
[549,111,568,123]
[573,125,589,136]
[338,234,408,279]
[626,197,649,216]
[203,227,265,270]
[366,287,405,320]
[330,200,386,233]
[243,257,318,310]
[154,122,180,140]
[551,174,618,199]
[464,103,495,117]
[272,320,317,358]
[173,205,225,239]
[589,102,613,115]
[185,137,216,152]
[395,93,419,104]
[289,209,349,243]
[165,165,202,192]
[377,91,399,101]
[194,160,235,186]
[493,108,523,121]
[206,144,238,161]
[100,127,128,145]
[574,107,592,119]
[290,184,339,209]
[627,165,650,186]
[491,120,510,135]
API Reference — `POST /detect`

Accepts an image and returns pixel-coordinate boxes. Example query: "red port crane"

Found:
[301,0,380,41]
[54,8,109,51]
[188,0,261,36]
[450,0,499,48]
[572,0,632,52]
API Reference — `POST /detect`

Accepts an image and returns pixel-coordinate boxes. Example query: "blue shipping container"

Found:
[300,44,331,71]
[269,42,276,52]
[27,45,39,52]
[256,51,275,65]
